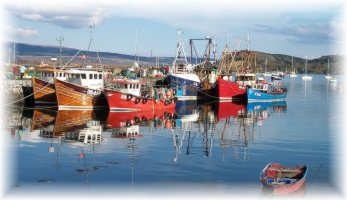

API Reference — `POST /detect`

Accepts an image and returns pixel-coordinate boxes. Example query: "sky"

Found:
[1,0,346,59]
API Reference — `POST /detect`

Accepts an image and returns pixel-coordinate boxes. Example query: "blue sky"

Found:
[1,0,346,59]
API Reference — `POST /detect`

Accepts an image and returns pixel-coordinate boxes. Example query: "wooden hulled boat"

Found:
[32,77,57,104]
[54,68,108,110]
[53,110,107,137]
[32,68,67,104]
[31,109,57,131]
[259,163,308,195]
[105,77,176,112]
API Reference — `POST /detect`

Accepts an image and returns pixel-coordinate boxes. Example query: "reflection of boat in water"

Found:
[106,107,176,129]
[260,163,308,195]
[31,108,57,131]
[214,101,246,121]
[247,101,287,113]
[53,110,107,140]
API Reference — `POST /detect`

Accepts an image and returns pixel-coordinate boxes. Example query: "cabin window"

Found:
[94,74,97,79]
[89,74,93,79]
[136,84,139,89]
[81,74,86,79]
[125,84,128,89]
[76,74,80,79]
[99,74,102,79]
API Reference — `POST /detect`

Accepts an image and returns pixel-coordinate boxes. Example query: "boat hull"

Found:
[53,110,107,136]
[164,74,200,100]
[22,86,35,106]
[104,89,176,112]
[260,163,308,195]
[32,77,57,104]
[216,79,247,101]
[54,79,108,110]
[247,88,287,102]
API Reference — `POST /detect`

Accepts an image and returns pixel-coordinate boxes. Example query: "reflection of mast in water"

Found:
[126,138,139,187]
[111,126,140,186]
[198,103,216,158]
[171,104,200,163]
[304,79,307,102]
[172,129,185,163]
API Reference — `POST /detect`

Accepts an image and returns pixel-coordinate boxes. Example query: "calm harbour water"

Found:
[5,74,345,197]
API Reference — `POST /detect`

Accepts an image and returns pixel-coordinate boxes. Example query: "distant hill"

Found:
[4,42,344,74]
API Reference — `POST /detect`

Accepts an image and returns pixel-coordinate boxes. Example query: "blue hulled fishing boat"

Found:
[164,30,201,100]
[247,81,287,102]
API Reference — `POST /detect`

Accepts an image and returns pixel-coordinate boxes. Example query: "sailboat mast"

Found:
[135,28,138,63]
[265,57,267,73]
[13,42,16,65]
[305,56,307,75]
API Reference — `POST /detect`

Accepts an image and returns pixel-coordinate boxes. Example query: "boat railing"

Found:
[172,64,193,74]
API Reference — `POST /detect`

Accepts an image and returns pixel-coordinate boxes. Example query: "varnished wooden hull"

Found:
[53,110,107,136]
[54,79,108,110]
[31,109,57,131]
[32,77,57,104]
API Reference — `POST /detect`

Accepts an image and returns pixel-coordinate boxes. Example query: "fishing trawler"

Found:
[55,67,108,110]
[105,70,176,112]
[196,36,256,102]
[247,81,287,102]
[32,67,67,104]
[216,49,256,101]
[163,30,201,100]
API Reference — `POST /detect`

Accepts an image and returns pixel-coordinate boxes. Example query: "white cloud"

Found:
[4,0,110,28]
[4,25,39,39]
[3,0,344,31]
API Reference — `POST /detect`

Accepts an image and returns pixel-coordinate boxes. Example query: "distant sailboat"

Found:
[329,77,337,84]
[263,57,271,77]
[325,59,332,80]
[302,56,312,80]
[289,56,297,78]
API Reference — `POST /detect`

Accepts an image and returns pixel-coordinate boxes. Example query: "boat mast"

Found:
[291,56,293,73]
[134,28,139,66]
[82,25,95,67]
[327,58,330,75]
[172,29,188,67]
[56,36,64,67]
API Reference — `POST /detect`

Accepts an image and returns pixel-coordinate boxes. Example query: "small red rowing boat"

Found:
[259,163,308,195]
